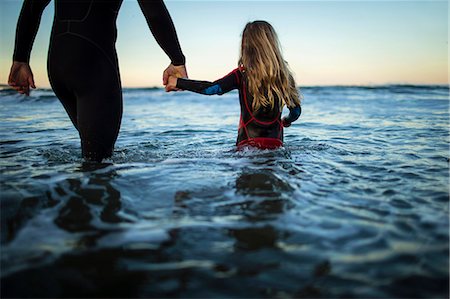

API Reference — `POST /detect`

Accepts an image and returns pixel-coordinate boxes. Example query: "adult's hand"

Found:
[163,63,187,91]
[8,61,36,96]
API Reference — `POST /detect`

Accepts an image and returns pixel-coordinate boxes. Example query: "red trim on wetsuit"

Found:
[238,79,283,149]
[237,138,283,150]
[233,68,241,85]
[222,68,240,82]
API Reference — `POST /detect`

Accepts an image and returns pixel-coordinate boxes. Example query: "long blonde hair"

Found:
[239,21,301,111]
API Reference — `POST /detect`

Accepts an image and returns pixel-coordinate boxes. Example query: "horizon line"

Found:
[0,83,449,90]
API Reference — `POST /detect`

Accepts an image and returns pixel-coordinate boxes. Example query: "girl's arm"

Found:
[282,105,301,127]
[282,75,302,127]
[174,69,240,95]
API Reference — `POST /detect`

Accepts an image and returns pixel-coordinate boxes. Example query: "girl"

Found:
[166,20,301,149]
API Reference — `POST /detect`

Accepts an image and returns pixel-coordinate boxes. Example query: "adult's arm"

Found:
[10,0,50,95]
[13,0,51,63]
[138,0,185,66]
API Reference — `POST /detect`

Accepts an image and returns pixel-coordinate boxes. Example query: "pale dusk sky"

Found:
[0,0,448,88]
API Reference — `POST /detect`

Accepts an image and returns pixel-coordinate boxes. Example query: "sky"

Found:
[0,0,448,87]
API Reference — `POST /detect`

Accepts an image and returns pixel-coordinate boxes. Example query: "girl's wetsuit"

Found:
[13,0,185,161]
[176,68,301,149]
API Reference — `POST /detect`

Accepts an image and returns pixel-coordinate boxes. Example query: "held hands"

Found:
[163,63,187,92]
[165,75,178,92]
[8,61,36,96]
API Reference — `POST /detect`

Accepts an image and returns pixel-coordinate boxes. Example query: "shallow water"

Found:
[1,85,449,298]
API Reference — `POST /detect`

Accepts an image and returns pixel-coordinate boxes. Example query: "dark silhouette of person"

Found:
[8,0,188,162]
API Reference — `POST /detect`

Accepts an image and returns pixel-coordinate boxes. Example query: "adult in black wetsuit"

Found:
[8,0,187,162]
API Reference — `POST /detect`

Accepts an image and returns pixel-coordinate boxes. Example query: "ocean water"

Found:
[0,85,448,298]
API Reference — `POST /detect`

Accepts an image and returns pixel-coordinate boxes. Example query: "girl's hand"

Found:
[163,64,187,92]
[163,64,188,86]
[165,76,178,92]
[8,61,36,96]
[281,117,291,127]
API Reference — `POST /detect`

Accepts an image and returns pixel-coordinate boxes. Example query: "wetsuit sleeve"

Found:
[13,0,51,63]
[284,105,301,124]
[176,69,240,95]
[138,0,185,66]
[283,74,301,124]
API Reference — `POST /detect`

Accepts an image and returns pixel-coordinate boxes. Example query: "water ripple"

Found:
[1,86,448,298]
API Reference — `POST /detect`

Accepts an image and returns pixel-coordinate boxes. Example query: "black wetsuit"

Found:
[14,0,185,161]
[177,68,301,148]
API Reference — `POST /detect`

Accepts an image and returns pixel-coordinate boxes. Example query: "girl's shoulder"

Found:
[234,66,245,83]
[224,67,244,84]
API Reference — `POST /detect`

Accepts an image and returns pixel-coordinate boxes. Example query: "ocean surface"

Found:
[0,85,449,298]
